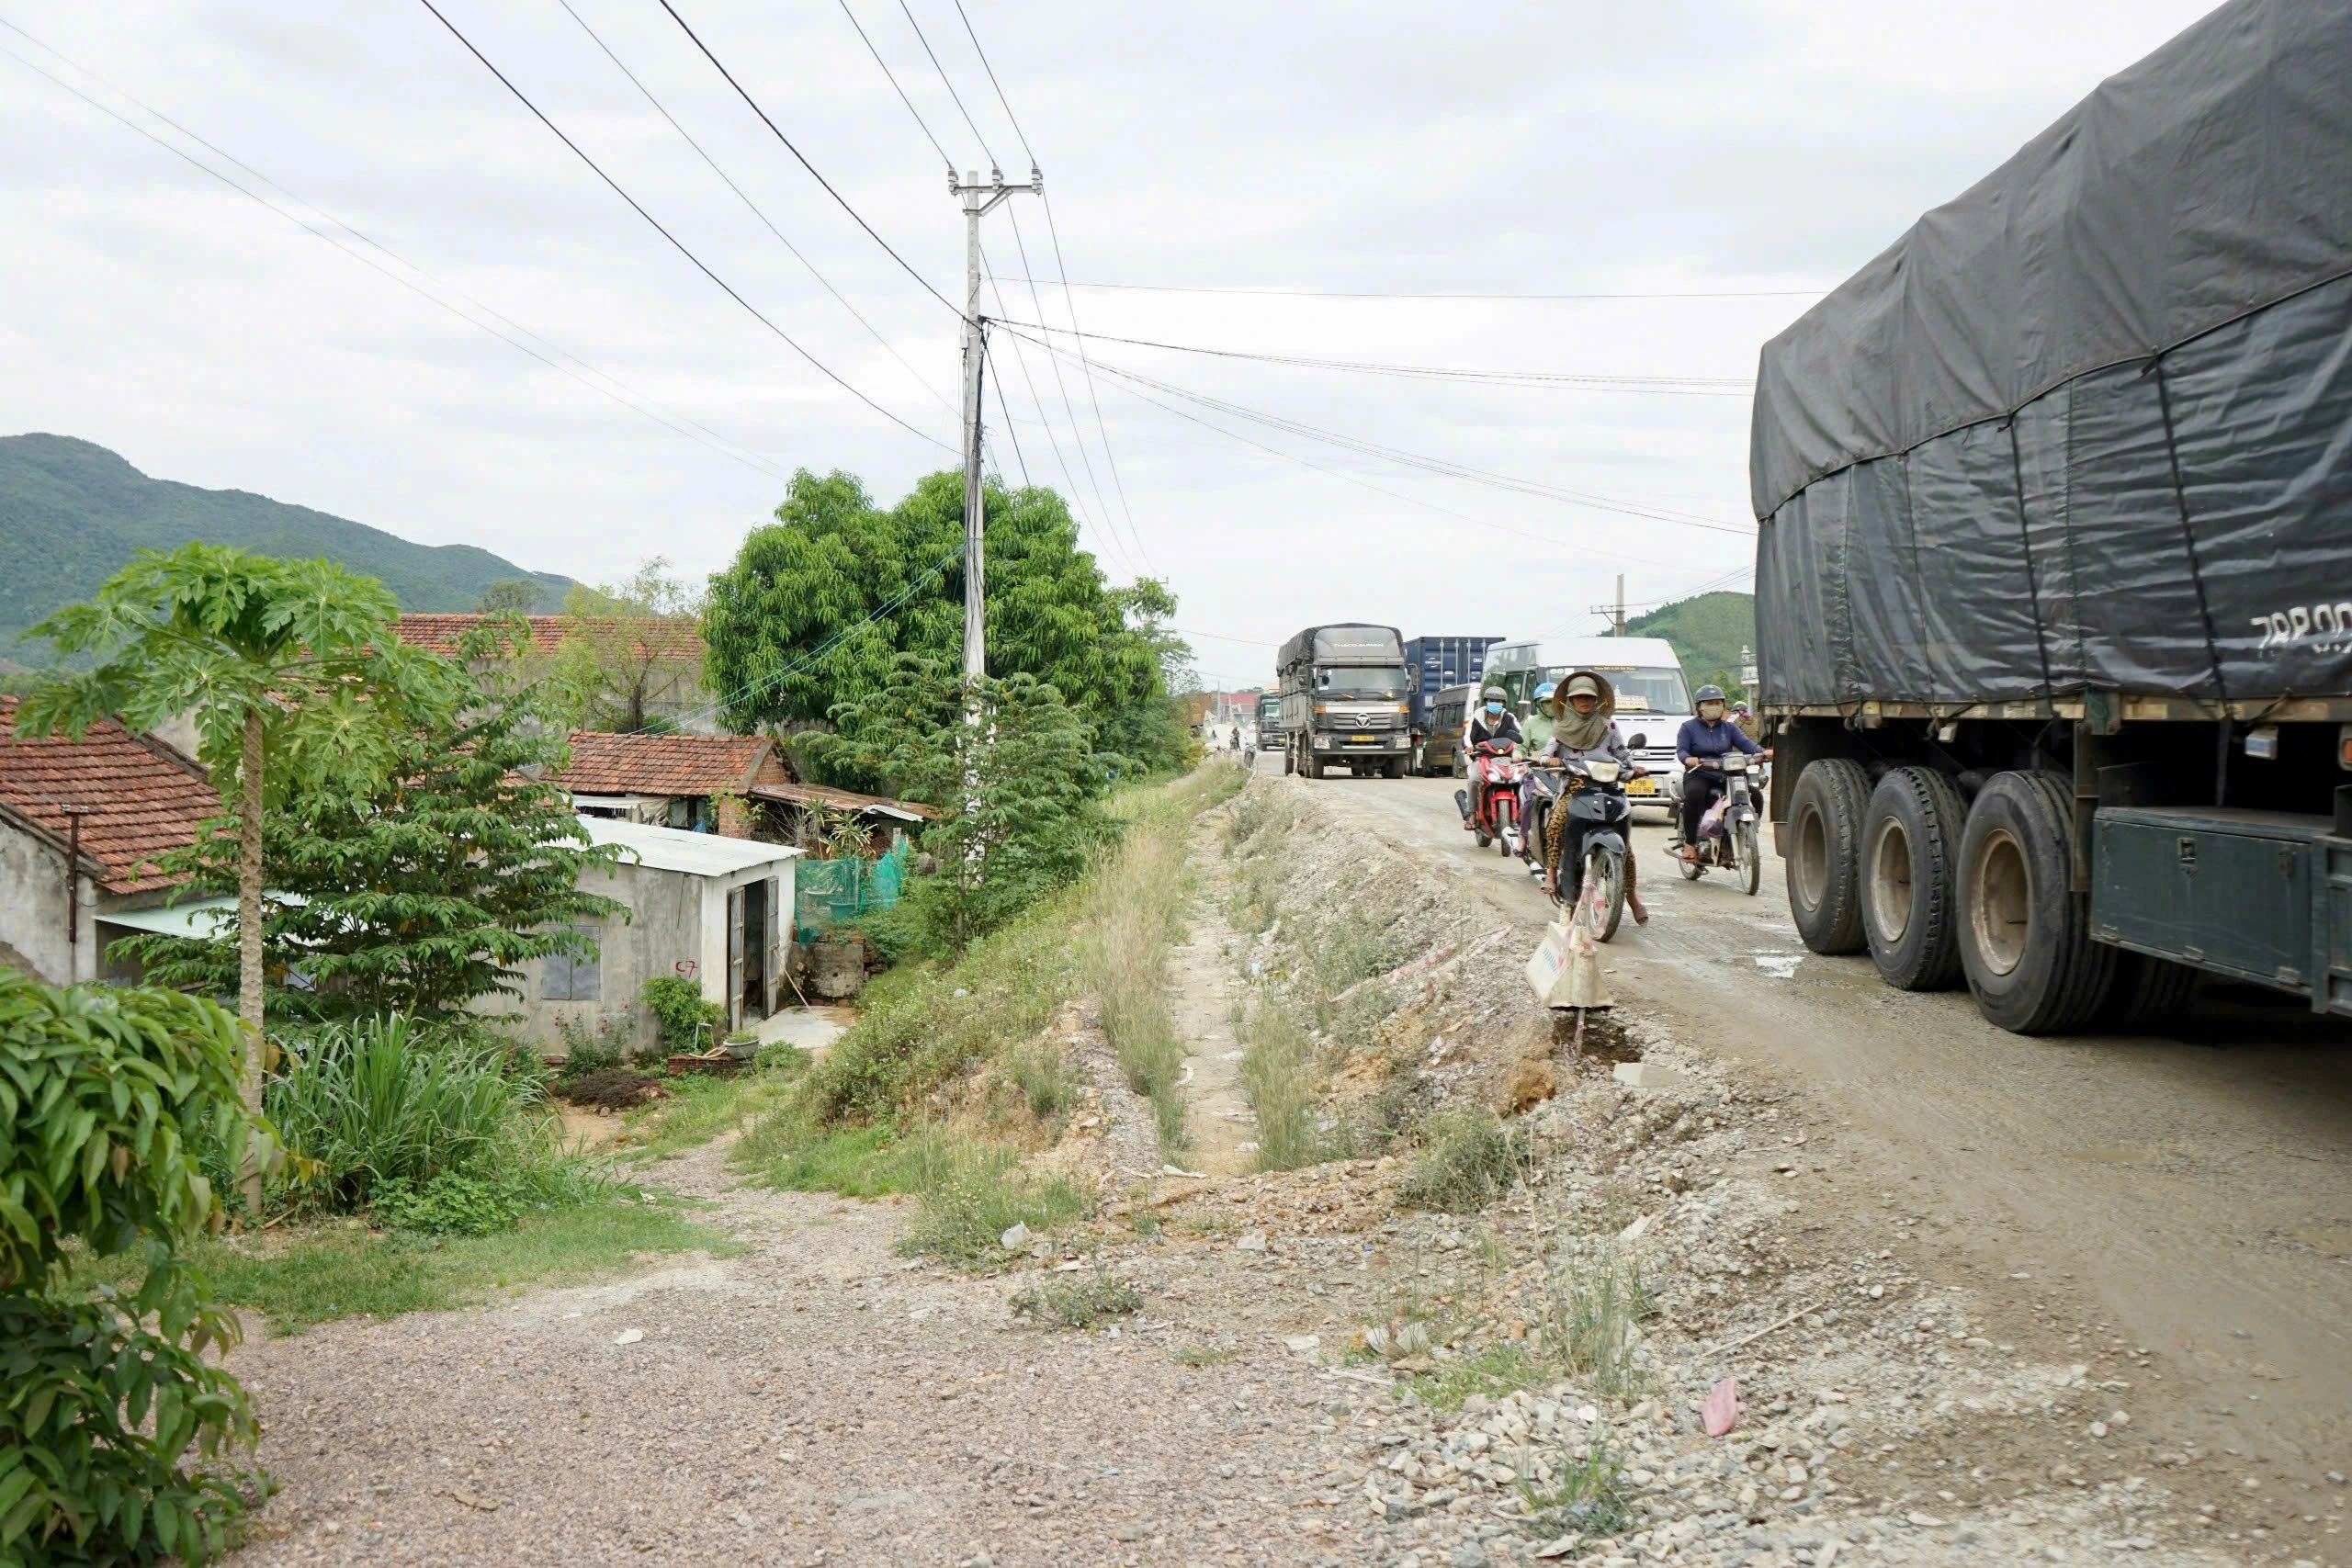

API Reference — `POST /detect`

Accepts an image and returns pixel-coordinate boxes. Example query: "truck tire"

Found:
[1786,759,1870,954]
[1956,771,2117,1034]
[1860,765,1966,991]
[2097,950,2200,1034]
[1282,742,1295,776]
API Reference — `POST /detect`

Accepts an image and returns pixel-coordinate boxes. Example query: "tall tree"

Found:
[16,544,458,1185]
[117,620,625,1022]
[552,557,704,732]
[702,469,1179,771]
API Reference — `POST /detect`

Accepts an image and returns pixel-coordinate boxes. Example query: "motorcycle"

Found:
[1533,756,1634,941]
[1454,739,1530,854]
[1667,751,1763,896]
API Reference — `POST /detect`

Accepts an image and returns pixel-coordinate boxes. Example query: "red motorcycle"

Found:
[1454,739,1530,854]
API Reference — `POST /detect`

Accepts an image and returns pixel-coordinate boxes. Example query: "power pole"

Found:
[952,165,1043,682]
[1614,575,1626,637]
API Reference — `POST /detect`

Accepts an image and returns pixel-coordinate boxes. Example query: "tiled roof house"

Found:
[0,696,220,984]
[554,731,790,834]
[392,614,703,664]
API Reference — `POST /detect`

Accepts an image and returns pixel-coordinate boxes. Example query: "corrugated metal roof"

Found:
[578,815,801,877]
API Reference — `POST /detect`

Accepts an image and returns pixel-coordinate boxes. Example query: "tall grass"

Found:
[1538,1238,1655,1399]
[1080,820,1192,1158]
[1238,993,1321,1171]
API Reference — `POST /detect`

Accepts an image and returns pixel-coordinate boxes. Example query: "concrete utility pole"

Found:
[952,165,1043,682]
[1615,575,1626,637]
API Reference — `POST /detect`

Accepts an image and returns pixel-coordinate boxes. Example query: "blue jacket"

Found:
[1676,716,1762,764]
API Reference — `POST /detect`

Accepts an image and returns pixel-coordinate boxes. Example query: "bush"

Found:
[1397,1107,1527,1213]
[641,976,724,1055]
[369,1169,528,1236]
[0,972,266,1563]
[1238,997,1322,1172]
[554,1013,629,1082]
[1009,1269,1144,1329]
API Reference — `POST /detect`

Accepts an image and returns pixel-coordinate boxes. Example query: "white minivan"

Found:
[1483,637,1697,813]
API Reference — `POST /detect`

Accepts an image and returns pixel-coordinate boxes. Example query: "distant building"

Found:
[555,731,791,836]
[0,696,217,985]
[393,613,710,733]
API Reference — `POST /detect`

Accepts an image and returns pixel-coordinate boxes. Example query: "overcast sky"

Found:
[1,0,2218,688]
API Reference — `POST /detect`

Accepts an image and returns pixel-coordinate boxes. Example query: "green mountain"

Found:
[0,434,572,656]
[1627,590,1756,697]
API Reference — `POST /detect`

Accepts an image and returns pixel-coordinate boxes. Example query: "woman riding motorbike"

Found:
[1458,685,1525,831]
[1530,671,1647,926]
[1674,683,1768,865]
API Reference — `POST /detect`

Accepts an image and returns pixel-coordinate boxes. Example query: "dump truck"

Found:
[1277,623,1412,778]
[1750,0,2352,1033]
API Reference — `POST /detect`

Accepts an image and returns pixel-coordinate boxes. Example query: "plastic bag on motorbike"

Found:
[1699,795,1730,840]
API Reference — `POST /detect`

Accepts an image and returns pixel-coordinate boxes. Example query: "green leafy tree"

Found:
[116,620,624,1024]
[703,469,1176,773]
[551,558,705,733]
[472,578,542,616]
[0,971,266,1563]
[818,655,1105,954]
[15,544,460,1190]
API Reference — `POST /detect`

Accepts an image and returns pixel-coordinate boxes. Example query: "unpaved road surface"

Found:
[1289,759,2352,1506]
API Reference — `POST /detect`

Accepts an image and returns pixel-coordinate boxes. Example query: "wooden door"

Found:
[726,886,745,1032]
[764,876,784,1016]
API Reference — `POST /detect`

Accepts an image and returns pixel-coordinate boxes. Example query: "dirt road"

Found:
[1283,758,2352,1504]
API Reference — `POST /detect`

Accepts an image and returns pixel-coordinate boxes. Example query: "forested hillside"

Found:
[1627,589,1755,695]
[0,434,571,655]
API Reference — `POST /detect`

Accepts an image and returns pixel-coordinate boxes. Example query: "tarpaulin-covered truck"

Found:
[1751,0,2352,1033]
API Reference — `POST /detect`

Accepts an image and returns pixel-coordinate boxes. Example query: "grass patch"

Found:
[1401,1342,1551,1409]
[1238,994,1322,1172]
[897,1137,1091,1268]
[1009,1268,1144,1329]
[1517,1434,1634,1540]
[1539,1239,1655,1400]
[618,1069,799,1161]
[1080,816,1192,1160]
[164,1196,733,1336]
[1174,1343,1235,1368]
[1003,1040,1082,1122]
[1397,1107,1529,1213]
[739,1107,924,1197]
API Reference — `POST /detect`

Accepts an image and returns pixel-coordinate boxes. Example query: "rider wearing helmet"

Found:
[1675,683,1767,865]
[1533,671,1647,925]
[1458,684,1525,831]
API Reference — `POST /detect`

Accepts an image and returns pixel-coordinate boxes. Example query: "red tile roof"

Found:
[393,614,702,663]
[0,697,219,894]
[554,731,781,797]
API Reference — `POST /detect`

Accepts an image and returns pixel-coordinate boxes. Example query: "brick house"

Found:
[0,696,219,985]
[555,731,792,836]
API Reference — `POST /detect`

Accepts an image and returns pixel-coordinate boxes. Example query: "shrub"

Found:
[369,1169,528,1236]
[0,971,266,1563]
[1004,1042,1080,1122]
[641,976,724,1055]
[1010,1269,1144,1329]
[1397,1107,1527,1213]
[1238,997,1322,1172]
[554,1013,629,1082]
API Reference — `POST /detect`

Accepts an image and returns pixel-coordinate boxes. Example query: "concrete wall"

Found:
[507,859,708,1059]
[0,820,96,984]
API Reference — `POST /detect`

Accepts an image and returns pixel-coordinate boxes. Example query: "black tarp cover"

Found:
[1751,0,2352,706]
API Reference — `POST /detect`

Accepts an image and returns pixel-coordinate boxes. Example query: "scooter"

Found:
[1541,756,1635,941]
[1666,752,1763,897]
[1454,739,1530,854]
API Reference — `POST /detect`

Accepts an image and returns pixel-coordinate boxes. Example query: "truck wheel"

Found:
[1956,772,2117,1034]
[1786,758,1870,954]
[1860,765,1966,990]
[1282,742,1295,776]
[2097,950,2200,1034]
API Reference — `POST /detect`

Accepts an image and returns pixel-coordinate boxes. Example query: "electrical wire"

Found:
[892,0,996,164]
[554,0,955,414]
[997,215,1127,564]
[990,318,1748,393]
[0,30,806,484]
[987,276,1829,302]
[1037,193,1151,567]
[652,0,964,320]
[413,0,953,453]
[834,0,952,167]
[981,331,1030,486]
[1003,325,1754,535]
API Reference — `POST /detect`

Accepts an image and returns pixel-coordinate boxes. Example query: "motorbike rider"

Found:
[1532,671,1647,926]
[1675,684,1768,865]
[1457,685,1524,830]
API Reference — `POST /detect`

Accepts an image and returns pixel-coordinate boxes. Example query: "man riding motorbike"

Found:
[1531,671,1647,926]
[1457,685,1524,832]
[1675,684,1768,866]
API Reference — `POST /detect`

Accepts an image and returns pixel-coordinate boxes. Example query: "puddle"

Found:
[1751,953,1804,980]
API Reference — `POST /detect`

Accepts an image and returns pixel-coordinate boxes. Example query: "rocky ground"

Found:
[219,771,2342,1567]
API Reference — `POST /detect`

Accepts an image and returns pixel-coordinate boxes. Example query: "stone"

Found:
[1613,1061,1690,1091]
[1448,1544,1489,1568]
[1284,1334,1321,1355]
[1905,1511,1944,1529]
[612,1328,644,1346]
[1236,1232,1269,1252]
[1000,1223,1031,1249]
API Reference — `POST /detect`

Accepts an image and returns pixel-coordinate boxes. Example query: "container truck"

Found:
[1277,624,1412,778]
[1402,635,1504,773]
[1750,0,2352,1033]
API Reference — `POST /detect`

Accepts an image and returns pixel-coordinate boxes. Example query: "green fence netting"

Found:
[795,845,910,942]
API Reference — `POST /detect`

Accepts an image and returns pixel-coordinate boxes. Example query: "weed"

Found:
[896,1137,1091,1268]
[1403,1343,1551,1409]
[1079,819,1192,1161]
[553,1013,630,1081]
[1517,1434,1634,1540]
[1174,1344,1234,1368]
[1396,1106,1528,1213]
[1538,1238,1655,1401]
[1238,996,1322,1172]
[1302,908,1409,998]
[1008,1268,1143,1329]
[619,1071,797,1160]
[1327,1075,1430,1157]
[738,1106,922,1196]
[1004,1041,1081,1122]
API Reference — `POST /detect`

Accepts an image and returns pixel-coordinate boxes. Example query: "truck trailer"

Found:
[1403,635,1504,772]
[1750,0,2352,1033]
[1277,624,1412,779]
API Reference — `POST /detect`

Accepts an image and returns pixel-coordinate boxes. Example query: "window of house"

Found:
[542,927,602,1001]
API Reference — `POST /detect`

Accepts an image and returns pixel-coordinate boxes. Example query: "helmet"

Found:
[1564,673,1602,701]
[1481,684,1506,702]
[1732,700,1752,716]
[1532,681,1557,705]
[1694,684,1726,705]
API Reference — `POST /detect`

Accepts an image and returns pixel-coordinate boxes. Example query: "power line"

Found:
[997,215,1130,567]
[1037,193,1152,567]
[990,318,1749,392]
[554,0,955,414]
[0,29,803,485]
[834,0,951,167]
[987,276,1829,302]
[950,0,1035,160]
[652,0,964,320]
[892,0,995,164]
[1004,326,1755,535]
[982,333,1031,487]
[413,0,953,452]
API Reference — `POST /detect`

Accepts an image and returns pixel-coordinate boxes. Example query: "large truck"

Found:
[1404,635,1505,773]
[1277,624,1413,779]
[1750,0,2352,1034]
[1255,692,1283,750]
